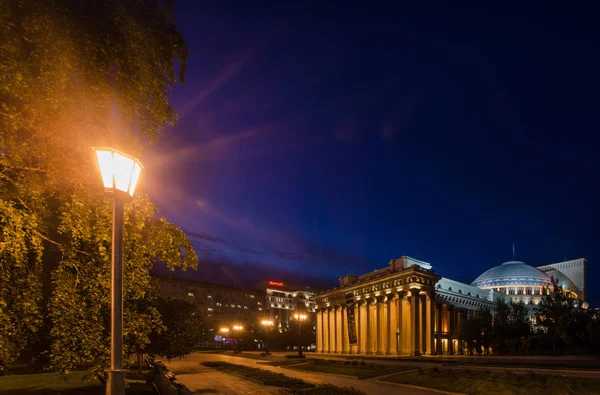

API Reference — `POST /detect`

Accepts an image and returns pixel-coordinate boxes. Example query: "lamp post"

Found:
[93,147,143,395]
[293,314,307,357]
[233,325,243,351]
[220,328,229,349]
[261,320,273,354]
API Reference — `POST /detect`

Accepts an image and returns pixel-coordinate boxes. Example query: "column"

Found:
[316,309,323,353]
[376,297,385,355]
[425,292,434,355]
[330,307,336,353]
[401,294,411,354]
[342,306,349,353]
[435,304,442,355]
[323,308,330,353]
[336,306,343,353]
[361,301,369,354]
[386,295,392,355]
[410,288,421,356]
[448,306,454,355]
[420,294,427,354]
[355,302,361,354]
[396,292,404,355]
[366,299,373,354]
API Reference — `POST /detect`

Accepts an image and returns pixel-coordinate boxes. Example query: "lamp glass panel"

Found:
[113,152,135,193]
[128,162,142,196]
[95,150,114,189]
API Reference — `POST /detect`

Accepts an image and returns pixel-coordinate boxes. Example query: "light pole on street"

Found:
[220,327,229,349]
[261,320,273,354]
[233,325,243,351]
[93,147,143,395]
[293,314,307,357]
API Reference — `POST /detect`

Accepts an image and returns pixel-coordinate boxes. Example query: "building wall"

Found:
[156,277,264,342]
[537,258,587,301]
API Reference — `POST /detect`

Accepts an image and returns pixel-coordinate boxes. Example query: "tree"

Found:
[146,297,203,361]
[536,280,576,355]
[0,0,194,377]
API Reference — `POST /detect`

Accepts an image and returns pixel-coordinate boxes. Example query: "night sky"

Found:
[145,2,600,305]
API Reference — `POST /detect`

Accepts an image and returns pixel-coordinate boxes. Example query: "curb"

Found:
[374,380,465,395]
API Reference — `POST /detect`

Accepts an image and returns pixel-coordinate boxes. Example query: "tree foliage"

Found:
[146,297,203,360]
[0,0,195,376]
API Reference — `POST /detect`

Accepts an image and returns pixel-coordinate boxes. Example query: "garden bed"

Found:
[285,359,414,379]
[201,361,364,394]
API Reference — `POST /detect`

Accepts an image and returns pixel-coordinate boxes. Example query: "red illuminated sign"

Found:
[268,281,284,287]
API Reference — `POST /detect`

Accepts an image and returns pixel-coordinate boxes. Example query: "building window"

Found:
[207,295,213,299]
[237,305,242,308]
[533,288,540,295]
[250,295,255,299]
[207,307,213,312]
[188,292,194,297]
[231,304,235,308]
[257,302,262,305]
[258,307,262,311]
[508,288,515,295]
[216,302,222,307]
[525,287,532,295]
[517,288,524,295]
[244,306,248,309]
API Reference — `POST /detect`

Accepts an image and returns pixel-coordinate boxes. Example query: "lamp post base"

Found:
[106,369,127,395]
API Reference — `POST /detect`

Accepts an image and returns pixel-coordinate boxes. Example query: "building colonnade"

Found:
[315,290,477,355]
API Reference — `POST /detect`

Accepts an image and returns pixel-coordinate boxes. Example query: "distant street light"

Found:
[233,325,243,351]
[261,320,273,354]
[293,313,307,357]
[93,147,143,395]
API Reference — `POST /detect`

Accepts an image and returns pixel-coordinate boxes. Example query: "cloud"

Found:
[178,51,254,121]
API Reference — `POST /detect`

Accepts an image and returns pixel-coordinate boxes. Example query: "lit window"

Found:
[257,302,262,305]
[231,304,235,308]
[238,305,242,309]
[244,306,248,309]
[188,292,194,297]
[207,307,213,312]
[258,307,263,311]
[250,295,255,299]
[209,328,214,332]
[207,295,213,299]
[216,302,222,307]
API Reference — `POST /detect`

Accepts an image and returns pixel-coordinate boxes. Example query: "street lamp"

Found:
[220,328,230,349]
[232,325,243,352]
[93,147,143,395]
[261,320,273,354]
[293,313,307,357]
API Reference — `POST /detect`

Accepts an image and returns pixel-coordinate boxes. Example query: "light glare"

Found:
[93,147,143,197]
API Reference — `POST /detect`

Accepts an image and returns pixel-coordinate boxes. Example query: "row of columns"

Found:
[316,289,440,356]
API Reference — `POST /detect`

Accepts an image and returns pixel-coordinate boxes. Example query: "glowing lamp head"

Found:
[220,327,229,333]
[294,314,307,320]
[233,325,243,331]
[261,320,273,326]
[93,147,143,198]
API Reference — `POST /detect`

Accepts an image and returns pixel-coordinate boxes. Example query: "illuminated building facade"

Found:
[312,256,587,355]
[257,280,318,329]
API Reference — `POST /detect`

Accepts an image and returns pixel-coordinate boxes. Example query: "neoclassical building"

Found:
[312,256,586,356]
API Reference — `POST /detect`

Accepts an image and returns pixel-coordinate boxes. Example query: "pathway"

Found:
[165,352,438,395]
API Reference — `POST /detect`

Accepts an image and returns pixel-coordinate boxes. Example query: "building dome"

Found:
[471,261,552,289]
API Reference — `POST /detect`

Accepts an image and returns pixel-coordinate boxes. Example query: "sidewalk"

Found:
[165,352,438,395]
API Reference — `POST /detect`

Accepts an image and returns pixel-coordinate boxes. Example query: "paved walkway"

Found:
[165,352,438,395]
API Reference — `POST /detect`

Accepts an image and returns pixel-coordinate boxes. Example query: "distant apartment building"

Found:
[155,276,264,343]
[256,280,318,329]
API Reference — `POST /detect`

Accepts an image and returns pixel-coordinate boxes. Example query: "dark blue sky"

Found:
[145,2,600,304]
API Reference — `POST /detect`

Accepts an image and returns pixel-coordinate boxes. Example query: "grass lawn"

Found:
[381,368,600,395]
[286,360,415,379]
[0,371,153,395]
